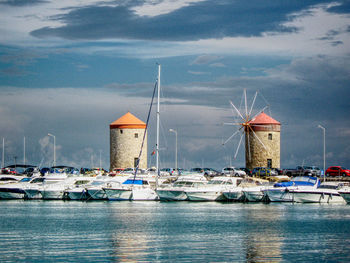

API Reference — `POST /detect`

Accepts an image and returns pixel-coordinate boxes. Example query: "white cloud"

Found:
[132,0,206,17]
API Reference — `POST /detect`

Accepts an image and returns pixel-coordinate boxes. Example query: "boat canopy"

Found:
[122,179,144,185]
[274,176,319,187]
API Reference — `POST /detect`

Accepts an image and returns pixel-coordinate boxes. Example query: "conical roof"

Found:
[248,112,280,125]
[110,112,146,129]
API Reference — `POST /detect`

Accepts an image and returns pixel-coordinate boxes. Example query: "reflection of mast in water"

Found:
[110,203,160,262]
[243,206,283,262]
[112,233,152,262]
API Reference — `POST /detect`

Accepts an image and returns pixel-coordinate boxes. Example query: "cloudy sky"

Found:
[0,0,349,170]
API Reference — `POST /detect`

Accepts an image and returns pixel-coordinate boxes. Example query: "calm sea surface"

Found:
[0,201,350,262]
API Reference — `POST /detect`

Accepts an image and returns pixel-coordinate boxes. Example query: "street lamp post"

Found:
[169,129,178,173]
[48,133,56,167]
[317,125,326,182]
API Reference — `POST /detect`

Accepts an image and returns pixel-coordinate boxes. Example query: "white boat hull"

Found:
[223,190,244,201]
[87,189,107,200]
[293,191,345,203]
[339,191,350,204]
[66,190,87,200]
[131,188,158,201]
[185,191,225,201]
[0,190,24,199]
[243,190,265,202]
[41,190,65,200]
[265,189,294,202]
[156,189,188,201]
[24,189,42,199]
[104,188,132,201]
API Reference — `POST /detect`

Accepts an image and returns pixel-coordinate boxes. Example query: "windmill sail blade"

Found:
[249,91,258,116]
[234,132,244,160]
[229,100,245,121]
[249,126,268,150]
[223,122,242,126]
[247,128,251,161]
[244,89,248,118]
[223,129,241,145]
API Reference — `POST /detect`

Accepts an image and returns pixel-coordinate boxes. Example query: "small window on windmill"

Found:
[267,159,272,168]
[134,133,138,138]
[120,130,123,134]
[268,133,272,140]
[134,158,139,168]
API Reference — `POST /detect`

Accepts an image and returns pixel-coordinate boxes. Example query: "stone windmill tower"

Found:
[223,90,280,170]
[110,112,147,170]
[245,112,280,170]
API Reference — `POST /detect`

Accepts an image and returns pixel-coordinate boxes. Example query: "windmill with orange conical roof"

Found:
[223,90,280,170]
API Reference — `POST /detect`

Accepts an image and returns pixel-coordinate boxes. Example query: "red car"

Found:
[326,166,350,177]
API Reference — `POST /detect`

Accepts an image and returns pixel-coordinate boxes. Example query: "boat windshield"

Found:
[19,178,31,183]
[293,176,317,184]
[30,178,45,183]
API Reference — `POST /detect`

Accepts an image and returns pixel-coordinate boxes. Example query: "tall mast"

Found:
[2,138,4,168]
[23,136,26,165]
[156,64,161,177]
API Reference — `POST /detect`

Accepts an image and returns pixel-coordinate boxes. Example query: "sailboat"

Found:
[104,64,162,201]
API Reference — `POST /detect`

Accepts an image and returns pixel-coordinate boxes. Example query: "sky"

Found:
[0,0,350,171]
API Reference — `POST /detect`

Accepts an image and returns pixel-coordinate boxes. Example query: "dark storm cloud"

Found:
[0,0,47,6]
[30,0,340,41]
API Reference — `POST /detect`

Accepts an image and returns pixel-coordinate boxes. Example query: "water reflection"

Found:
[242,204,284,262]
[0,201,350,262]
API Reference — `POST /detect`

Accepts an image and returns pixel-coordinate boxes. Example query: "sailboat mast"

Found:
[156,64,161,177]
[2,138,4,168]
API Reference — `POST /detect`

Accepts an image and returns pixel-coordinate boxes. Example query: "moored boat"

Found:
[185,176,242,201]
[156,174,208,201]
[291,181,348,203]
[264,176,320,202]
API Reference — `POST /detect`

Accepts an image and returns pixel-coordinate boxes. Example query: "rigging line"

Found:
[259,91,272,115]
[133,80,158,181]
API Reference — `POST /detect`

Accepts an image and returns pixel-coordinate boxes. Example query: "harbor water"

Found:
[0,201,350,262]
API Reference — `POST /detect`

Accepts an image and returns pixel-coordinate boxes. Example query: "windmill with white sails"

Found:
[223,90,281,170]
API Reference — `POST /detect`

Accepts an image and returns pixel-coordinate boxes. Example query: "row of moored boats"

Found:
[1,170,350,204]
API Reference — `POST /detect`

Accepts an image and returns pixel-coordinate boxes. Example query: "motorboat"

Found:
[0,175,26,185]
[65,177,96,200]
[339,186,350,204]
[42,166,80,183]
[41,176,89,200]
[264,175,320,202]
[223,177,266,201]
[0,177,44,199]
[156,174,208,201]
[242,178,272,202]
[291,181,348,203]
[185,176,242,201]
[85,176,127,200]
[103,176,160,201]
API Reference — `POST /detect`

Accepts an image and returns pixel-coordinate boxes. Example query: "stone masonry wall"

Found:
[245,130,280,170]
[110,128,147,170]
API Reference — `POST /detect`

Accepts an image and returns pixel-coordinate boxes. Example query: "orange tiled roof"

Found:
[248,112,280,125]
[110,112,146,129]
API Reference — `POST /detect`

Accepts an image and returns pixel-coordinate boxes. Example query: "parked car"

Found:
[203,168,221,177]
[283,166,320,177]
[252,167,278,177]
[326,166,350,177]
[190,167,204,174]
[271,168,283,175]
[239,168,251,176]
[222,167,246,177]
